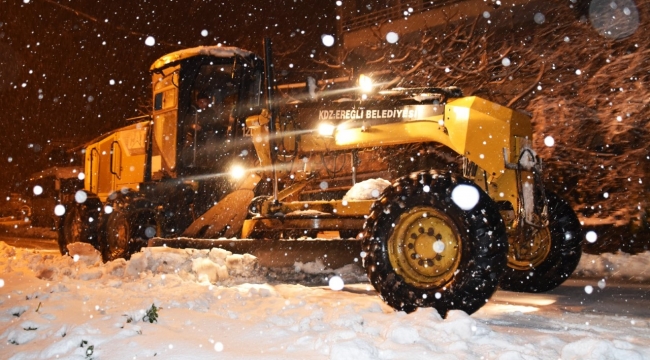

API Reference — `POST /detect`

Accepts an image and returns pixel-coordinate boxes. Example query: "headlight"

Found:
[230,165,246,179]
[359,74,373,93]
[318,122,336,137]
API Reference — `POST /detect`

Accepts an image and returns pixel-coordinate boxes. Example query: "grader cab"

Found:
[59,41,583,316]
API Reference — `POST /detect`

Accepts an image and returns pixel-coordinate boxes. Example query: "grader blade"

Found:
[181,175,259,239]
[181,189,255,238]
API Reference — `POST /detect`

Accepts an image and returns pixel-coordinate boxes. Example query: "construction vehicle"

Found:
[26,166,83,229]
[58,40,583,316]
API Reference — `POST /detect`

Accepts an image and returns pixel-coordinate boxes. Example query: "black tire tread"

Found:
[499,191,583,293]
[100,193,157,262]
[362,170,508,317]
[57,197,101,256]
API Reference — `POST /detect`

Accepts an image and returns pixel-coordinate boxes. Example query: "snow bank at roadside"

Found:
[0,241,367,288]
[1,241,649,359]
[575,251,650,281]
[0,222,649,360]
[3,239,650,293]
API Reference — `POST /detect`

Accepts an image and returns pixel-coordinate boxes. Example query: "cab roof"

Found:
[29,166,82,181]
[150,45,255,71]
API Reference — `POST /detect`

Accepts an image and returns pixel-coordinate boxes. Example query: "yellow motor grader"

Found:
[59,40,583,316]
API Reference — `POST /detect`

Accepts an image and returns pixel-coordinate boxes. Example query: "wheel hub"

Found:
[507,226,552,270]
[389,207,462,288]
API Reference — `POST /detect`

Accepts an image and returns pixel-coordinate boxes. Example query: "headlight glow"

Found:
[359,74,373,93]
[230,165,246,179]
[318,123,336,137]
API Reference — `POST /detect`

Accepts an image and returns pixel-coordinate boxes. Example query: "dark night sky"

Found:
[0,0,337,191]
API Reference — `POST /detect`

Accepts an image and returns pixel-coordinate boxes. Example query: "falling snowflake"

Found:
[585,231,598,243]
[451,184,480,211]
[54,204,66,216]
[321,34,335,47]
[329,276,344,291]
[214,342,224,352]
[145,36,156,46]
[544,136,555,147]
[75,190,87,204]
[386,32,399,44]
[145,227,156,238]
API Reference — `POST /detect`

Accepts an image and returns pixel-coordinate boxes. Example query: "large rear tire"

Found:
[100,195,157,262]
[362,171,508,317]
[499,192,582,293]
[58,199,101,255]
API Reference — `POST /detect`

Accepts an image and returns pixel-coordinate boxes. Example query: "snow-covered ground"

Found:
[0,239,649,359]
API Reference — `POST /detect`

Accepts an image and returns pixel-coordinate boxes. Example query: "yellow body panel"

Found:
[247,96,533,220]
[446,97,532,175]
[84,121,149,202]
[254,97,531,176]
[246,111,273,169]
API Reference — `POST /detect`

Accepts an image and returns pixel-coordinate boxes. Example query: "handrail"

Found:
[110,141,122,180]
[90,148,99,194]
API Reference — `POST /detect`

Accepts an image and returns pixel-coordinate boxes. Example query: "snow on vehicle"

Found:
[58,39,583,316]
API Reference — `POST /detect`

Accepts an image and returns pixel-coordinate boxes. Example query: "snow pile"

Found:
[0,240,366,286]
[0,241,268,286]
[343,178,391,201]
[575,251,650,281]
[285,209,331,217]
[1,242,650,359]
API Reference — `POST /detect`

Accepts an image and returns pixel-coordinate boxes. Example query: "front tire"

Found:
[362,171,508,317]
[499,192,582,292]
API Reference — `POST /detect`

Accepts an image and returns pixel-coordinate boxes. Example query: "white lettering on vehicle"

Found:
[319,108,419,120]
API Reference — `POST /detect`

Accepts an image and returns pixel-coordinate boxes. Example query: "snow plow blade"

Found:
[181,175,260,239]
[147,237,362,269]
